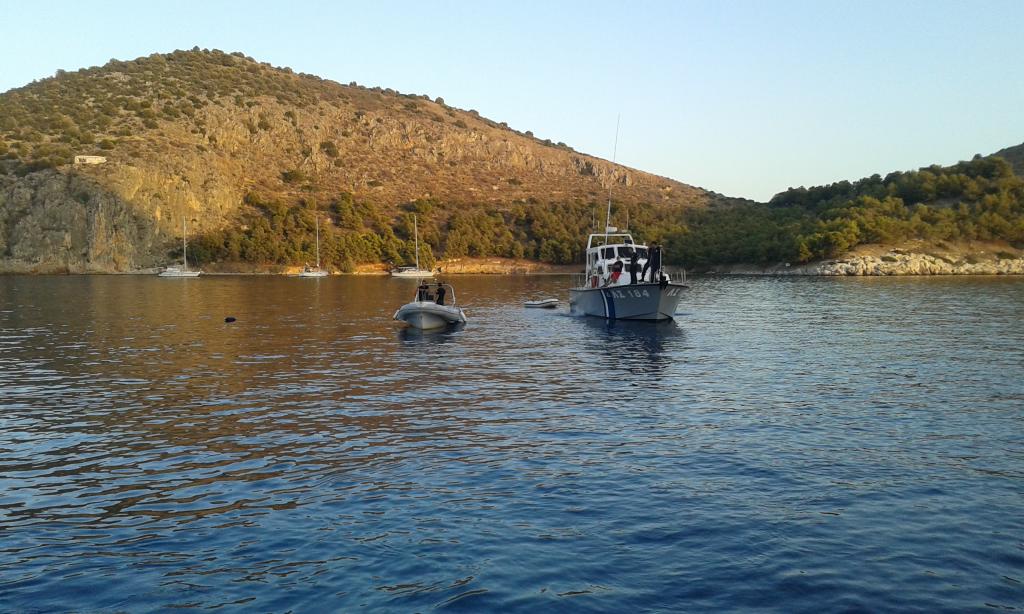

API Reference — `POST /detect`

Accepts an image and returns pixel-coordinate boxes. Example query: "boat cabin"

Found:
[584,231,650,288]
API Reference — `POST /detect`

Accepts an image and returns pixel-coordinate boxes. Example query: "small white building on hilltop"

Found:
[74,155,107,165]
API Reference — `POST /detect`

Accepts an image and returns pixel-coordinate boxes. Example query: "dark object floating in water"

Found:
[224,316,237,323]
[525,298,559,309]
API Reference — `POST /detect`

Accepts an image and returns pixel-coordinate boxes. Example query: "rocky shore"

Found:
[711,250,1024,276]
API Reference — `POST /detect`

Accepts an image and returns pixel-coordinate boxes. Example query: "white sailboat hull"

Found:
[158,267,201,278]
[569,282,685,321]
[393,301,467,329]
[390,269,434,278]
[298,269,328,277]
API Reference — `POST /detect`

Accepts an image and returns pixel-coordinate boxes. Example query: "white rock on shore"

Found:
[711,251,1024,276]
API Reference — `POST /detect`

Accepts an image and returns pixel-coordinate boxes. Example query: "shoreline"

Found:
[2,251,1023,277]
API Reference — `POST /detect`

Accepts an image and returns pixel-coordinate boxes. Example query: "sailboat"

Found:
[390,214,434,278]
[158,217,202,277]
[299,213,329,277]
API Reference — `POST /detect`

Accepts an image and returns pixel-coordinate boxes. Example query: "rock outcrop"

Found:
[710,250,1024,276]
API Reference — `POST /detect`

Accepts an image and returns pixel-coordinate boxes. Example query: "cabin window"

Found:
[619,246,634,258]
[635,247,648,259]
[602,247,615,259]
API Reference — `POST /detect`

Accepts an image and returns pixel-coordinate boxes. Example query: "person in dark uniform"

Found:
[649,244,662,282]
[417,282,430,302]
[640,244,656,282]
[435,281,446,305]
[628,251,639,284]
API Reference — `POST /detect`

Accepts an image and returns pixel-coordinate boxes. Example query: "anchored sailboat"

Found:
[299,213,328,277]
[390,214,434,278]
[158,217,201,277]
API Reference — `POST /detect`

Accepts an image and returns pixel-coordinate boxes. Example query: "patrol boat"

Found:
[568,229,687,321]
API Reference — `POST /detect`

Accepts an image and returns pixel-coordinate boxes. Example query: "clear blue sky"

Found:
[3,0,1023,201]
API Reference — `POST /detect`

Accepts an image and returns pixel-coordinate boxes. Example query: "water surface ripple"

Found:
[1,275,1022,611]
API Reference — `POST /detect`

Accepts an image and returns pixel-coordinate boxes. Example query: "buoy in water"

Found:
[224,316,237,323]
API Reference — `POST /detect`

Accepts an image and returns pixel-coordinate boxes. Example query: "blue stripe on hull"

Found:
[602,289,617,320]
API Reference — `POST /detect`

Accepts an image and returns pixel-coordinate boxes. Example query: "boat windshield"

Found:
[598,246,648,260]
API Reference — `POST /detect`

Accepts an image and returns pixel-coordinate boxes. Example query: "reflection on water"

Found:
[397,321,467,344]
[573,316,684,378]
[1,274,1023,612]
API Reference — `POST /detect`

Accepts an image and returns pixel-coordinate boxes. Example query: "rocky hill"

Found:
[0,49,728,273]
[992,142,1024,177]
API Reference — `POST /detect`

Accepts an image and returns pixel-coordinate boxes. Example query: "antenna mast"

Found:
[604,115,620,244]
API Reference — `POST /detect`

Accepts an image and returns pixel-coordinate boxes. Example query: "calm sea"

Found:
[1,275,1021,612]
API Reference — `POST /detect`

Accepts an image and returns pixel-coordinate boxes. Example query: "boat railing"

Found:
[572,268,687,289]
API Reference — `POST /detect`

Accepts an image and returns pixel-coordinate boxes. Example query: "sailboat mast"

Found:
[315,214,320,267]
[604,115,621,244]
[413,214,420,270]
[182,217,188,271]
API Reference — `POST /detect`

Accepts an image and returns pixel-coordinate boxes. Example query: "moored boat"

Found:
[298,213,329,277]
[158,217,202,277]
[567,120,685,320]
[393,282,467,329]
[525,298,559,308]
[298,265,328,278]
[390,266,434,278]
[158,265,201,278]
[568,230,686,321]
[390,214,434,278]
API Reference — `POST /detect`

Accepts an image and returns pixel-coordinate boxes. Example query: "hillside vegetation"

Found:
[0,48,727,272]
[1,48,1021,273]
[669,153,1024,267]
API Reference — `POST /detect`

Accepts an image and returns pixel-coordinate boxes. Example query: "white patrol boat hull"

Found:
[569,282,686,321]
[394,301,467,329]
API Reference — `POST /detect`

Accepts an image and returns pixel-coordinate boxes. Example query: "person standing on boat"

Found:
[418,281,430,302]
[628,251,640,284]
[642,243,662,282]
[435,281,446,306]
[641,244,654,282]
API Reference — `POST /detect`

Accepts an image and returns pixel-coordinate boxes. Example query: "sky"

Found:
[3,0,1023,202]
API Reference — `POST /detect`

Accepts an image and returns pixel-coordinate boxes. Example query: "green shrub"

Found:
[281,169,306,183]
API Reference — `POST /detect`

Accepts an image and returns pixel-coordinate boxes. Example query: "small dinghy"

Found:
[525,298,559,309]
[394,282,467,329]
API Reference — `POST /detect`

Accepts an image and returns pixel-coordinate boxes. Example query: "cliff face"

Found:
[0,171,158,272]
[0,49,721,272]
